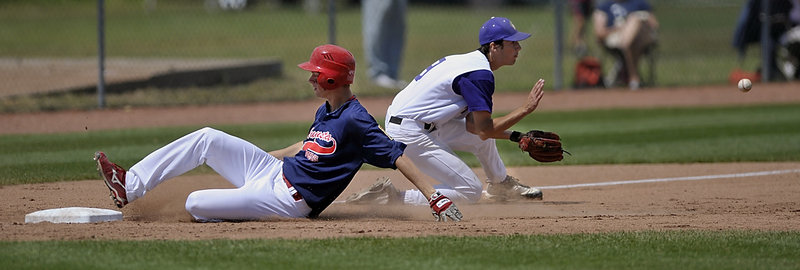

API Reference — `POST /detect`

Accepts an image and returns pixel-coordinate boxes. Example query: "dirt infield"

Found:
[2,81,800,135]
[1,82,799,240]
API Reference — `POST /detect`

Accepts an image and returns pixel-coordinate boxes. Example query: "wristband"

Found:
[509,131,522,142]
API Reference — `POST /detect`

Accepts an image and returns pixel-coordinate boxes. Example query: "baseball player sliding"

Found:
[94,44,462,222]
[346,17,566,206]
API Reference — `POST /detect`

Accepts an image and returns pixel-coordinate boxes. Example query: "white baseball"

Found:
[738,78,752,92]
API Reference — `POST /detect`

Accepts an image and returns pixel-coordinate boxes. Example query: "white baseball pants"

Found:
[385,117,507,205]
[123,127,311,221]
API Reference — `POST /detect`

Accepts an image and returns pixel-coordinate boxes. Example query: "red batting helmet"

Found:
[298,44,356,90]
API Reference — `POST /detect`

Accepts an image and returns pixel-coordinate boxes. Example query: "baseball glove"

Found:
[517,130,569,162]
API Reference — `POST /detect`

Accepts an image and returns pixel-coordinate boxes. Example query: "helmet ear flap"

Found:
[317,72,340,90]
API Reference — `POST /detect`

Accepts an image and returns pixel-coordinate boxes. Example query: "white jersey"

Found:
[387,50,491,124]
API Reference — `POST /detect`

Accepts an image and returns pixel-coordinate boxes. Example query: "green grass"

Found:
[0,1,761,112]
[2,103,799,186]
[2,231,799,270]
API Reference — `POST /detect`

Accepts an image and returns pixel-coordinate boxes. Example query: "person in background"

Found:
[732,0,799,81]
[569,0,595,57]
[362,0,408,89]
[593,0,659,90]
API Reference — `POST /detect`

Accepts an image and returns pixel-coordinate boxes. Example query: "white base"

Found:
[25,207,122,224]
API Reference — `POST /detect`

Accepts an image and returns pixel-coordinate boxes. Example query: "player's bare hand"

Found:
[524,79,545,114]
[428,191,463,222]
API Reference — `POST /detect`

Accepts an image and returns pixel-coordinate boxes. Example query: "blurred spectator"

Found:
[782,0,800,80]
[362,0,408,89]
[569,0,594,57]
[593,0,659,90]
[732,0,800,81]
[793,0,800,22]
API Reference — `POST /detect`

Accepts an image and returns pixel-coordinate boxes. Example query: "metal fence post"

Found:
[553,0,564,90]
[328,0,336,45]
[759,0,772,82]
[97,0,106,109]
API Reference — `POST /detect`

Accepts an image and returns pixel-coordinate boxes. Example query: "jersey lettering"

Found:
[414,57,447,81]
[302,140,337,155]
[302,130,337,155]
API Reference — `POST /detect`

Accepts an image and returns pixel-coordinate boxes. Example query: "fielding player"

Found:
[346,17,547,205]
[94,44,462,222]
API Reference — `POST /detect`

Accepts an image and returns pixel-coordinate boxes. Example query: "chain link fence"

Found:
[2,0,794,110]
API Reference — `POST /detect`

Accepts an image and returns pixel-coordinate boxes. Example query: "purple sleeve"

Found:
[453,70,495,113]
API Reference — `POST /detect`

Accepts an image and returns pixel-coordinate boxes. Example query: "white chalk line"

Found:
[333,169,800,203]
[536,169,800,190]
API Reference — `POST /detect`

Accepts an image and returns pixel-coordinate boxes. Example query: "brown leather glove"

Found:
[517,130,568,163]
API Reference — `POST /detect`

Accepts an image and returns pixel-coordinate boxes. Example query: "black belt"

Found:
[389,116,436,132]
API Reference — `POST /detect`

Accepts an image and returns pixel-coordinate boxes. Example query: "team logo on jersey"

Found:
[302,130,337,162]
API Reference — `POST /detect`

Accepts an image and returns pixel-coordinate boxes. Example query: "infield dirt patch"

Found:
[2,162,799,240]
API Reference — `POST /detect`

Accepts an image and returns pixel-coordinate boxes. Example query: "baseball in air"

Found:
[737,78,752,92]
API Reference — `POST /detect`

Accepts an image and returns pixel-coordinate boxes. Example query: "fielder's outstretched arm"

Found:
[466,79,544,140]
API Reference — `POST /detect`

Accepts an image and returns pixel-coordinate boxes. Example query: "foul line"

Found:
[537,169,800,190]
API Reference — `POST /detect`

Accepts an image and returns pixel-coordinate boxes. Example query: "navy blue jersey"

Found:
[597,0,652,28]
[282,97,406,218]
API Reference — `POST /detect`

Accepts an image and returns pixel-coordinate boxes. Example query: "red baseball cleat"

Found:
[94,151,128,208]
